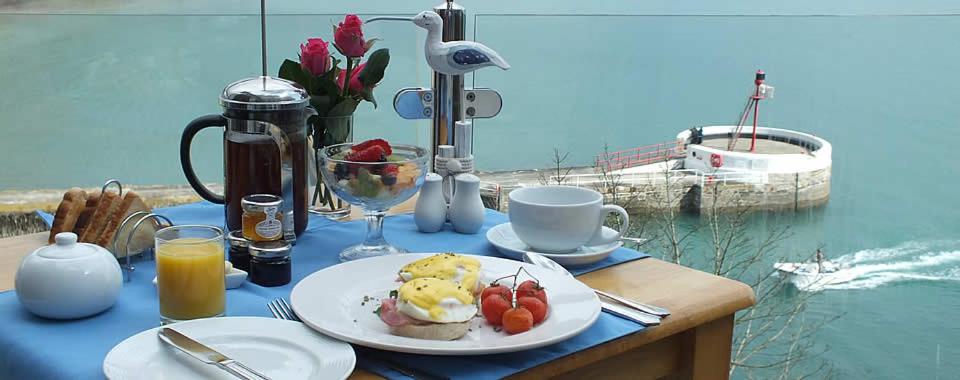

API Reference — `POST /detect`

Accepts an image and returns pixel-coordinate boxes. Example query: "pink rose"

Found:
[299,38,331,76]
[334,14,366,57]
[337,63,366,94]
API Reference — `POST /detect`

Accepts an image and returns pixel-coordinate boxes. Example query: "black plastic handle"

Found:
[180,114,227,204]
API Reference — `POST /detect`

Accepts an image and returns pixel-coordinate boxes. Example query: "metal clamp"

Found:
[393,87,503,120]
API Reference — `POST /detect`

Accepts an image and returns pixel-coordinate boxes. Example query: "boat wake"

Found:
[814,241,960,291]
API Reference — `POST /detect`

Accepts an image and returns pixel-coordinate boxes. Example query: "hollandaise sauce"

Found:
[399,253,481,291]
[398,278,475,320]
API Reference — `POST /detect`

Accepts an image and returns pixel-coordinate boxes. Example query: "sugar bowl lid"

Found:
[219,76,309,111]
[38,232,107,259]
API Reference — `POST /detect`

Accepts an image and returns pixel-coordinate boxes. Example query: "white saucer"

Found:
[486,223,623,266]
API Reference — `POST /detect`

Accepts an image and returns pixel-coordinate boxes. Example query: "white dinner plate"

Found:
[103,317,356,380]
[290,253,601,355]
[486,223,623,266]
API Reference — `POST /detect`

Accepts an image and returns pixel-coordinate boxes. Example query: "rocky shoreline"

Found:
[0,184,218,238]
[0,168,592,238]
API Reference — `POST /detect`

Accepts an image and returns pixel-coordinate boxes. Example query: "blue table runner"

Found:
[1,202,648,379]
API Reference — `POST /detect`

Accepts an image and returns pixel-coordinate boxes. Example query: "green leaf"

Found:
[359,87,378,108]
[313,77,341,99]
[325,57,342,83]
[278,59,310,87]
[358,48,390,87]
[328,98,360,117]
[323,117,352,145]
[310,95,334,117]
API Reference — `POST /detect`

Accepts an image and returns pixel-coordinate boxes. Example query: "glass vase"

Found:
[309,114,353,220]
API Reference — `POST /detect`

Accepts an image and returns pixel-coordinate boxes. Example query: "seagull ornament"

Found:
[366,11,510,76]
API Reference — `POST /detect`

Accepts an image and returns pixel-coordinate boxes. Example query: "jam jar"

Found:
[226,230,250,273]
[241,194,283,242]
[248,240,291,287]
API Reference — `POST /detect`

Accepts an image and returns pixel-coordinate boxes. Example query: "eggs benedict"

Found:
[397,253,482,294]
[378,277,478,340]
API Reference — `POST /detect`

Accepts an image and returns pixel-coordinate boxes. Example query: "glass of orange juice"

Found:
[155,225,226,324]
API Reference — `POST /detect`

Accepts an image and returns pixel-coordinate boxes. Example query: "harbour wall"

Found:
[480,163,831,214]
[0,163,831,238]
[696,167,831,212]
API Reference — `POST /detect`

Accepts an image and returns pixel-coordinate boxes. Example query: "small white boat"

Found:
[773,261,857,290]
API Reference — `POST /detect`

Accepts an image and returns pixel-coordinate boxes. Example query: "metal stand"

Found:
[391,1,503,172]
[112,212,173,282]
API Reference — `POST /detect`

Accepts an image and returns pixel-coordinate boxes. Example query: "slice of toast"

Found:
[74,191,101,237]
[79,191,119,243]
[97,191,153,251]
[48,188,88,243]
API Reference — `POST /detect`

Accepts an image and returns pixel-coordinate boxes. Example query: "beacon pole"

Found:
[750,70,765,153]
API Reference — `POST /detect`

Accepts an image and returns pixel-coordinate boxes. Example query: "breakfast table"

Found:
[0,198,754,380]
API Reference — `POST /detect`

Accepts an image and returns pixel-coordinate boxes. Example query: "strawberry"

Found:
[346,145,386,163]
[383,164,399,176]
[381,164,399,186]
[352,139,392,156]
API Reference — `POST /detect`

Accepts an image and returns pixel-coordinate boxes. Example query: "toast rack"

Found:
[101,179,174,282]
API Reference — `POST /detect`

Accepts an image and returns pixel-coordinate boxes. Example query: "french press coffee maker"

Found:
[180,76,315,241]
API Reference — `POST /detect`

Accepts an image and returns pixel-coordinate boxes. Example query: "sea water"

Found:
[2,0,959,378]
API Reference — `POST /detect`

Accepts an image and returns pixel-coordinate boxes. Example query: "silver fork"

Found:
[522,251,671,318]
[267,298,300,322]
[266,298,440,380]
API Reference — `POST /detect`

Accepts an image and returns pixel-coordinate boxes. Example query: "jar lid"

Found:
[36,232,105,260]
[226,230,249,249]
[249,240,292,259]
[242,194,283,210]
[219,76,308,111]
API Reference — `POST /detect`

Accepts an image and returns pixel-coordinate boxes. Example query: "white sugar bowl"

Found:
[15,232,122,319]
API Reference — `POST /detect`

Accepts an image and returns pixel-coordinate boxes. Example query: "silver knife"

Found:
[158,327,272,380]
[596,289,671,317]
[601,300,661,326]
[521,251,667,323]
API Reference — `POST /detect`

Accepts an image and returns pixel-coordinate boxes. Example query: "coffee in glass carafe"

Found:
[180,76,315,242]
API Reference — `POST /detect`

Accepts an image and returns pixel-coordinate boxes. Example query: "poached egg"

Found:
[396,277,478,323]
[398,253,481,293]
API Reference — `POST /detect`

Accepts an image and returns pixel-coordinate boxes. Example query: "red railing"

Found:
[595,141,685,171]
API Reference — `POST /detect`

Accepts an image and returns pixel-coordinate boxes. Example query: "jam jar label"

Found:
[256,206,283,239]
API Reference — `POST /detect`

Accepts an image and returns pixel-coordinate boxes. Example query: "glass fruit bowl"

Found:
[318,142,429,261]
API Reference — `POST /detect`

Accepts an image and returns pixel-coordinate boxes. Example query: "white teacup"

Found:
[508,186,629,253]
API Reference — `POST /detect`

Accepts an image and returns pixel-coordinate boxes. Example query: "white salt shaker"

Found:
[415,173,447,233]
[449,173,485,234]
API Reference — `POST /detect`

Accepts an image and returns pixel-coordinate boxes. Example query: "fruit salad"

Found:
[327,139,422,201]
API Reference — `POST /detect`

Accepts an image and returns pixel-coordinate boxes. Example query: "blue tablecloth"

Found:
[1,202,648,379]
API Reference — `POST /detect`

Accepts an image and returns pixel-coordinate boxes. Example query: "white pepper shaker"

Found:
[449,173,485,234]
[415,173,447,233]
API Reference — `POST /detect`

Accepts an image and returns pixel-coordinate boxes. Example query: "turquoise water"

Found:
[3,1,960,378]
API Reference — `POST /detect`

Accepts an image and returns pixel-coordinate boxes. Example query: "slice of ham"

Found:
[378,298,430,326]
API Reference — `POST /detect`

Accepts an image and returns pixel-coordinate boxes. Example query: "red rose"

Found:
[299,38,331,76]
[334,14,366,57]
[337,63,365,94]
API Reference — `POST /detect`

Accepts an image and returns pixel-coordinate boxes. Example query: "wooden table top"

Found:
[0,199,754,379]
